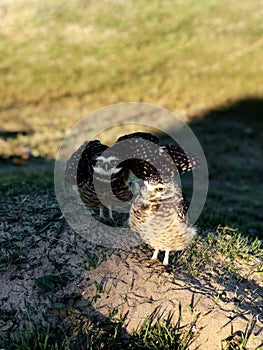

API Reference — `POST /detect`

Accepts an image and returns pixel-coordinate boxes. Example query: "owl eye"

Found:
[156,187,165,192]
[110,159,118,166]
[96,159,103,165]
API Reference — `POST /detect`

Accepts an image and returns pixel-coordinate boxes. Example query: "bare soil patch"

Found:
[80,250,263,350]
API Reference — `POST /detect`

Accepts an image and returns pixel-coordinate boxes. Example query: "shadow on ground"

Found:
[189,97,263,237]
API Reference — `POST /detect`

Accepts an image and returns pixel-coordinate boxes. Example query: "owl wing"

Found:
[114,132,199,180]
[65,140,108,185]
[115,132,178,179]
[162,144,199,174]
[176,196,189,221]
[116,131,160,145]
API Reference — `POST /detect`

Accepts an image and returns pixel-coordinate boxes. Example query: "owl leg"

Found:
[151,249,159,260]
[163,250,170,265]
[99,205,105,219]
[108,205,114,221]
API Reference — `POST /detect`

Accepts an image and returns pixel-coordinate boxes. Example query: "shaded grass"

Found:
[0,161,54,194]
[0,315,196,350]
[190,98,263,237]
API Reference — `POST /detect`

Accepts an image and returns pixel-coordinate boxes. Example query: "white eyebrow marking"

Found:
[96,156,119,162]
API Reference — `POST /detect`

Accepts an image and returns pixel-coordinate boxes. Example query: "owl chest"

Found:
[147,227,190,251]
[80,175,132,207]
[138,218,191,251]
[131,200,176,229]
[78,182,99,208]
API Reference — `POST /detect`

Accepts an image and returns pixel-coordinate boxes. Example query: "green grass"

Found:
[179,226,263,278]
[190,98,263,236]
[0,316,196,350]
[0,295,198,350]
[1,0,262,236]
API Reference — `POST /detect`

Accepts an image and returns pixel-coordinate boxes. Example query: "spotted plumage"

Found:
[116,132,199,180]
[65,140,132,220]
[129,176,196,265]
[91,148,133,215]
[162,143,199,174]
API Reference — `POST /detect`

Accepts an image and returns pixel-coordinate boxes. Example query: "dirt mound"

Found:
[80,250,263,350]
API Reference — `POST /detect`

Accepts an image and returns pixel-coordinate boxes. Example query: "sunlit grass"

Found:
[0,0,262,158]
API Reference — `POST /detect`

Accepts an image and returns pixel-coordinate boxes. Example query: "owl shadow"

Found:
[140,249,262,349]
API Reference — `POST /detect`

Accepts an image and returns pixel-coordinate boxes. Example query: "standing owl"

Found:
[129,176,196,265]
[65,140,133,221]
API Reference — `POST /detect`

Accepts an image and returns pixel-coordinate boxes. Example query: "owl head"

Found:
[142,176,181,201]
[93,155,123,176]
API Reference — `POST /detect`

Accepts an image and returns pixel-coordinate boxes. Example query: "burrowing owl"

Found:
[65,140,132,220]
[129,176,196,265]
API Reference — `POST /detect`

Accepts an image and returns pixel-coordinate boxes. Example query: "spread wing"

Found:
[115,132,178,179]
[162,144,199,174]
[115,132,199,179]
[116,131,160,145]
